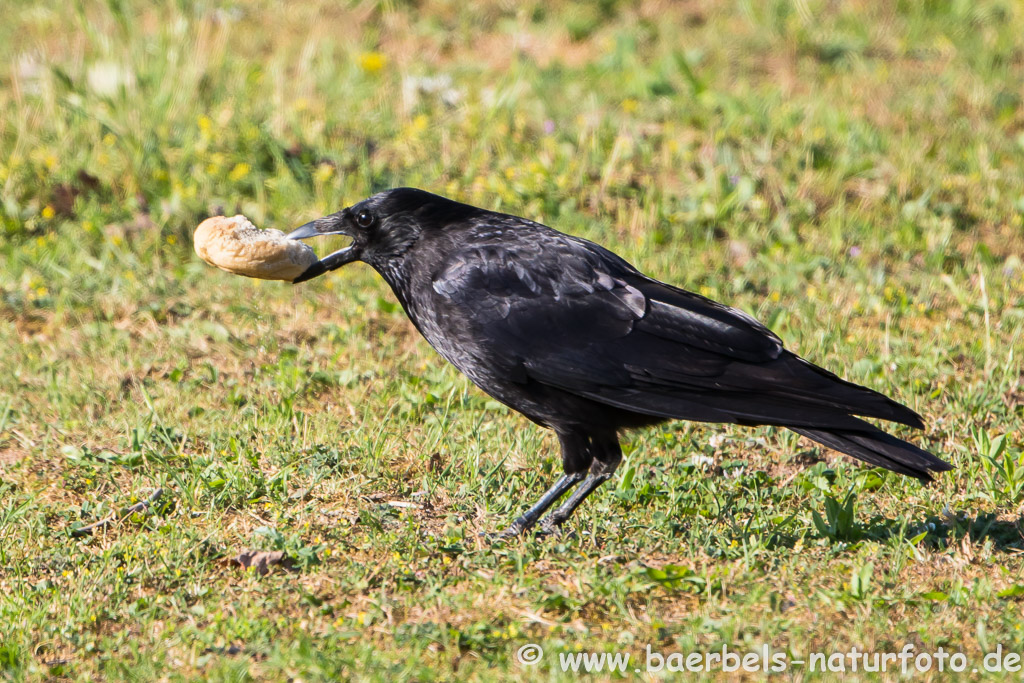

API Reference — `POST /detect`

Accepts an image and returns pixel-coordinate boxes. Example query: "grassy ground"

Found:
[2,0,1024,679]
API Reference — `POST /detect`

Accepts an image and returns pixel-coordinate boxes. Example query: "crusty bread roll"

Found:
[193,215,318,282]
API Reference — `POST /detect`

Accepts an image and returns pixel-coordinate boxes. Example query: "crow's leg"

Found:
[493,472,585,539]
[538,434,622,535]
[535,473,610,535]
[493,430,593,539]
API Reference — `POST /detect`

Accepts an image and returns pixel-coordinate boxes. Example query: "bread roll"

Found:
[193,215,318,282]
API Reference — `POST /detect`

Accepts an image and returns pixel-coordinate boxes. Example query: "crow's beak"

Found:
[286,221,321,241]
[287,213,358,284]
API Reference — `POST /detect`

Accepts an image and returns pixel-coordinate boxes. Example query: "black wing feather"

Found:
[430,227,924,431]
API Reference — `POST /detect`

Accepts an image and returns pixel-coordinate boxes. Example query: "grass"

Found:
[1,0,1024,679]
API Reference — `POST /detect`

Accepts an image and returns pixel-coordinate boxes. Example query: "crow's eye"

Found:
[355,210,374,228]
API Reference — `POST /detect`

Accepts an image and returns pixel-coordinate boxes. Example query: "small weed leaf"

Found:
[812,491,863,544]
[997,585,1024,599]
[973,428,1024,505]
[848,562,873,600]
[920,591,949,601]
[643,564,707,592]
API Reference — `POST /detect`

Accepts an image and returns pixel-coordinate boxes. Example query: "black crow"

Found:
[287,188,952,538]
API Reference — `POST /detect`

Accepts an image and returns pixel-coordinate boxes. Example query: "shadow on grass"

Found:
[918,512,1024,553]
[821,511,1024,553]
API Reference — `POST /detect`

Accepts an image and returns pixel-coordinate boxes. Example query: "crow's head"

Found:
[287,187,479,283]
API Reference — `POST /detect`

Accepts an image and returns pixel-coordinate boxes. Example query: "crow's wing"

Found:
[431,233,922,430]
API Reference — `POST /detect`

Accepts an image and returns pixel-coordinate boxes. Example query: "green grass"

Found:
[2,0,1024,679]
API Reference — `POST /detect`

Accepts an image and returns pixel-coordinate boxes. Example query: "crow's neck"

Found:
[369,258,417,314]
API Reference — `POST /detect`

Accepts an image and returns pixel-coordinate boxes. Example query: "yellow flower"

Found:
[621,98,639,113]
[228,162,250,181]
[41,205,55,219]
[358,51,386,73]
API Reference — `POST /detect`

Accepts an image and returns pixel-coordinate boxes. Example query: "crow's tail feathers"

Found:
[790,422,953,483]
